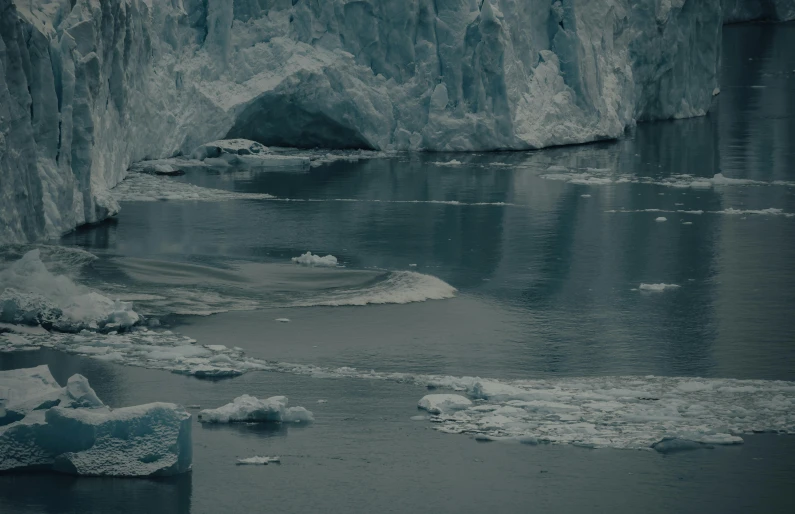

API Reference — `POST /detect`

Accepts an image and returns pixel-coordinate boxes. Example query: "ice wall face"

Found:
[723,0,795,22]
[0,0,742,243]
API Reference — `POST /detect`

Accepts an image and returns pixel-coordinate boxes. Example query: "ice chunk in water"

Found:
[291,252,339,267]
[639,283,680,293]
[0,366,191,476]
[198,395,313,424]
[237,456,281,465]
[418,394,473,415]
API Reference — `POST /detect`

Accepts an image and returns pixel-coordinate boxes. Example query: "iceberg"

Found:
[0,0,740,243]
[198,394,313,424]
[0,366,192,476]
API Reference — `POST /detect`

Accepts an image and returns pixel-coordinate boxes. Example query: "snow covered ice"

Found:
[0,0,749,243]
[199,395,314,424]
[0,366,192,476]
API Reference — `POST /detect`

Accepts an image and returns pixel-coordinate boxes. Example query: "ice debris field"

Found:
[1,246,794,452]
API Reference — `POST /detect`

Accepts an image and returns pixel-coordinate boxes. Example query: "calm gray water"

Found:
[2,22,795,513]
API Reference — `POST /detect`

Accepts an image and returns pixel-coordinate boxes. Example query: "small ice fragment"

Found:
[682,222,693,225]
[291,252,338,267]
[418,394,472,415]
[186,405,202,409]
[237,456,281,465]
[317,399,328,404]
[409,264,417,268]
[655,217,667,222]
[275,318,290,323]
[581,194,591,198]
[437,160,462,166]
[410,415,427,421]
[639,283,680,292]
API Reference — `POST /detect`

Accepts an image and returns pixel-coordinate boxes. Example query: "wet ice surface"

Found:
[2,22,795,514]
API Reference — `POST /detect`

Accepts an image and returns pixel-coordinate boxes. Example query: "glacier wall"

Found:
[723,0,795,23]
[0,0,784,244]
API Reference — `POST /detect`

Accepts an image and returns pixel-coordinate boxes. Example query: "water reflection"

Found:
[58,24,795,381]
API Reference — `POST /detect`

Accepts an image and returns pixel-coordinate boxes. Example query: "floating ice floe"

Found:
[606,208,794,217]
[111,173,276,202]
[275,318,291,323]
[237,456,281,465]
[418,394,473,415]
[198,395,313,424]
[412,375,795,450]
[191,139,310,168]
[655,217,667,222]
[291,252,339,267]
[0,366,191,476]
[436,160,463,167]
[542,169,795,190]
[639,283,680,292]
[0,250,139,333]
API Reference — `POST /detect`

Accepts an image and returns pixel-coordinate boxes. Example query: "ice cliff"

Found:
[0,0,789,244]
[723,0,795,22]
[0,365,192,476]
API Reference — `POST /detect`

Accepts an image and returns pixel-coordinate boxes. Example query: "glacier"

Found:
[0,0,793,244]
[0,365,192,476]
[723,0,795,23]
